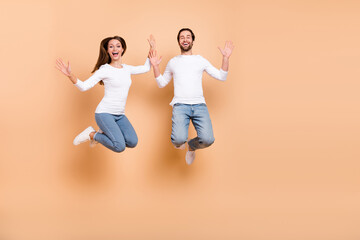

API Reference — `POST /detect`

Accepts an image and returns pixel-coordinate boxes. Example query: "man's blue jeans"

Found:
[171,103,215,151]
[94,113,138,153]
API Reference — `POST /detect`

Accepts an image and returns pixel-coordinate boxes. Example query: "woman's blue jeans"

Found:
[171,103,215,151]
[94,113,138,153]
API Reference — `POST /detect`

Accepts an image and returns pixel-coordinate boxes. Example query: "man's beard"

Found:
[180,42,193,52]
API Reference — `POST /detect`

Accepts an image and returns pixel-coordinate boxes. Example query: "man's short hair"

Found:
[177,28,195,42]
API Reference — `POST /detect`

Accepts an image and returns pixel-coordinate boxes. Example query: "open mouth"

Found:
[112,52,119,57]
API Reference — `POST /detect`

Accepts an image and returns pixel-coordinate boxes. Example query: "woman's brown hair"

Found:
[92,36,127,85]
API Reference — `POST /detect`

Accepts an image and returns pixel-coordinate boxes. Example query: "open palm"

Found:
[218,41,234,58]
[55,58,71,76]
[149,50,162,66]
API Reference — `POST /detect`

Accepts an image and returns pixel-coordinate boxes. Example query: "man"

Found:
[149,28,234,165]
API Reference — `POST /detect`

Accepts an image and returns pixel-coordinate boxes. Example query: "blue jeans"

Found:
[94,113,138,153]
[171,103,215,151]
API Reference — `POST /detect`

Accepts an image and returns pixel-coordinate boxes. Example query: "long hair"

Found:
[92,36,127,85]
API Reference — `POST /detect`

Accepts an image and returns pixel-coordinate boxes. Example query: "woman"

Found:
[56,35,156,152]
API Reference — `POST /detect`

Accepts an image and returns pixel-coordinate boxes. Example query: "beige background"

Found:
[1,0,360,239]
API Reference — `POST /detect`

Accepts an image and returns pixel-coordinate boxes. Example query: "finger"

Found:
[58,58,65,65]
[55,65,62,71]
[59,60,67,69]
[56,59,63,66]
[56,61,65,70]
[225,41,229,48]
[55,63,63,71]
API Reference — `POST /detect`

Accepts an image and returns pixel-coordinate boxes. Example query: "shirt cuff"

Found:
[155,75,163,81]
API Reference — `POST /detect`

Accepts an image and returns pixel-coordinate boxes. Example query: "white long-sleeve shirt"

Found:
[155,55,228,106]
[74,58,150,114]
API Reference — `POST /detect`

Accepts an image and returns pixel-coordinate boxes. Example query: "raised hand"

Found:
[147,34,156,50]
[55,58,72,76]
[149,49,162,66]
[218,41,234,59]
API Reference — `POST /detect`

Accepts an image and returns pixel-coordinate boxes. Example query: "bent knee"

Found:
[171,136,187,147]
[126,139,138,148]
[200,136,215,147]
[113,143,126,153]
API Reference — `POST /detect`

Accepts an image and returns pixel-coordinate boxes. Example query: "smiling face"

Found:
[178,30,194,52]
[107,39,123,61]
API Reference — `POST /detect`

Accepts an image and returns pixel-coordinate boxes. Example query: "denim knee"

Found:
[200,136,215,147]
[171,136,187,147]
[113,142,126,153]
[126,138,138,148]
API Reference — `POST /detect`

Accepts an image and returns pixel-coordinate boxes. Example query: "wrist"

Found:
[68,73,76,82]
